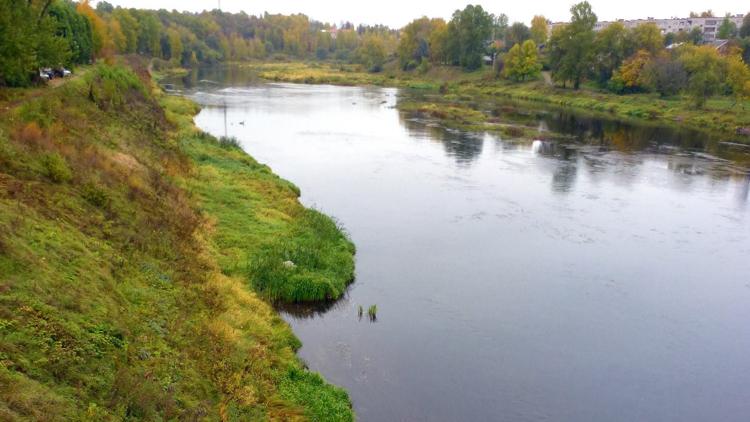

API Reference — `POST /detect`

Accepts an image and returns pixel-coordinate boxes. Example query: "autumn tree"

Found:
[611,50,652,92]
[530,16,548,45]
[629,23,663,54]
[77,0,114,60]
[679,45,725,107]
[503,39,541,81]
[398,17,445,70]
[725,54,750,107]
[357,34,386,72]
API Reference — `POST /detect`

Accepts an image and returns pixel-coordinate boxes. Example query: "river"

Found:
[168,66,750,422]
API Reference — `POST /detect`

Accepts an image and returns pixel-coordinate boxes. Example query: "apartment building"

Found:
[552,14,745,42]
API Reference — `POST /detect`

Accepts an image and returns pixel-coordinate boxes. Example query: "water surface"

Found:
[175,69,750,422]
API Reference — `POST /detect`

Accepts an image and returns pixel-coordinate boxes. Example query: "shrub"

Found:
[41,152,72,183]
[81,183,109,207]
[86,64,146,110]
[14,122,44,145]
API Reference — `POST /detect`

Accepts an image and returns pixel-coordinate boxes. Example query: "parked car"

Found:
[41,68,54,79]
[53,67,71,78]
[38,70,50,81]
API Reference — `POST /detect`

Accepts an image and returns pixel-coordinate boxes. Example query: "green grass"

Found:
[166,101,356,302]
[247,209,355,302]
[0,60,354,421]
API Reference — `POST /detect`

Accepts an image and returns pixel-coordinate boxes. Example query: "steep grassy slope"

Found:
[0,61,353,421]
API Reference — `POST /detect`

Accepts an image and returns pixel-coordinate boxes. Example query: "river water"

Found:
[170,67,750,422]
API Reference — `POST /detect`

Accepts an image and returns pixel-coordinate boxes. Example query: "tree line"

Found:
[2,0,750,106]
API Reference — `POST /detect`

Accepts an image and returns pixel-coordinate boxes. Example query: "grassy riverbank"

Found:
[251,61,750,141]
[0,60,353,420]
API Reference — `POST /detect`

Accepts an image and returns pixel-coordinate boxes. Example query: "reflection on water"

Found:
[167,67,750,422]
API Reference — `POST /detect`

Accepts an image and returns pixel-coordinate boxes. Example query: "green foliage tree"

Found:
[530,15,548,45]
[593,22,628,84]
[0,0,72,86]
[505,22,531,50]
[446,4,493,70]
[503,39,542,81]
[741,13,750,38]
[549,1,597,89]
[49,0,94,65]
[717,16,738,39]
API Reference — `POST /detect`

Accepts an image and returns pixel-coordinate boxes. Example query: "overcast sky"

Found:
[100,0,748,27]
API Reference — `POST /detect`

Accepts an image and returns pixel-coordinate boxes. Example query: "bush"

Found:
[86,64,146,110]
[41,152,72,183]
[81,183,109,207]
[416,60,431,75]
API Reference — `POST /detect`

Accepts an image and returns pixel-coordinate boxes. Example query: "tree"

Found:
[49,0,94,64]
[447,5,493,70]
[503,39,541,81]
[77,0,113,59]
[429,22,450,64]
[629,23,663,54]
[95,1,114,14]
[641,55,687,97]
[549,1,597,89]
[0,0,72,86]
[530,15,548,45]
[398,17,445,70]
[505,22,530,50]
[112,9,138,54]
[357,34,386,72]
[741,13,750,38]
[679,45,725,107]
[593,22,628,84]
[690,10,714,18]
[718,16,738,39]
[166,27,183,63]
[611,50,652,91]
[725,54,750,106]
[492,13,509,41]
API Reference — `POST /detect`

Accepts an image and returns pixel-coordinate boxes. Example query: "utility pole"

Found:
[218,0,221,11]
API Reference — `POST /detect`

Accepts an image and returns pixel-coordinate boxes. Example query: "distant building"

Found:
[551,14,745,42]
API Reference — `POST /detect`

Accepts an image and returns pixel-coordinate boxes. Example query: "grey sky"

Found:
[100,0,748,28]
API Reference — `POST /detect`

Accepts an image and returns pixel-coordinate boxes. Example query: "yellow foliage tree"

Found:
[77,0,114,60]
[531,16,548,45]
[726,54,750,107]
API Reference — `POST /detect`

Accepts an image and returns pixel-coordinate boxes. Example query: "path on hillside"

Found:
[1,68,88,115]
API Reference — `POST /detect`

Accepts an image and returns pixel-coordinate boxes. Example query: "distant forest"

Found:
[2,0,750,105]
